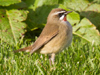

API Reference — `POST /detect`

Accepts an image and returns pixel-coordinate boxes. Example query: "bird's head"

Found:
[47,8,72,24]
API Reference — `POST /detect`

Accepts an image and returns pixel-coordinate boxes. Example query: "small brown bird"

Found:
[14,8,72,65]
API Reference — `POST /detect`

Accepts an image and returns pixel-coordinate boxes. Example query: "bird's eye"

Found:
[59,13,64,17]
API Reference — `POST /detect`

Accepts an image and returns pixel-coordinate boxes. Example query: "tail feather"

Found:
[14,46,32,53]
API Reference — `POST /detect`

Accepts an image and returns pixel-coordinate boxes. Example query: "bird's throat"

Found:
[63,16,67,21]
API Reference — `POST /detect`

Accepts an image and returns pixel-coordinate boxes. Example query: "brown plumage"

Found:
[14,8,72,65]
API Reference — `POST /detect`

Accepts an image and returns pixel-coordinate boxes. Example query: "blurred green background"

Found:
[0,0,100,45]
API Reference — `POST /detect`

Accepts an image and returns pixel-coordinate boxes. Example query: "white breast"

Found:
[65,21,72,47]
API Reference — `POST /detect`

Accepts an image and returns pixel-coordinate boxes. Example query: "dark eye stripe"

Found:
[59,13,64,17]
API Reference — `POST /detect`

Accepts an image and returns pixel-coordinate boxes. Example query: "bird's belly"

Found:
[39,30,72,54]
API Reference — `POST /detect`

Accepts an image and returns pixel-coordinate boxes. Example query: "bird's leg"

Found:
[49,53,55,65]
[51,53,55,65]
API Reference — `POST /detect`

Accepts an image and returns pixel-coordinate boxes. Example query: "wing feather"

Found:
[30,24,59,54]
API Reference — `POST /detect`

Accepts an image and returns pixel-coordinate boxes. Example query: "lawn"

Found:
[0,36,100,75]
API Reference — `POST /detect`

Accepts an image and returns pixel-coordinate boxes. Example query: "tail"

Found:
[14,46,32,53]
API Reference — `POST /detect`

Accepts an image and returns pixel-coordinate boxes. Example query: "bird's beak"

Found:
[64,11,72,15]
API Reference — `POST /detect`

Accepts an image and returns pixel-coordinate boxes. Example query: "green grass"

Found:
[0,36,100,75]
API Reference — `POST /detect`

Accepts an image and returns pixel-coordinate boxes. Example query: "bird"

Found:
[14,8,72,65]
